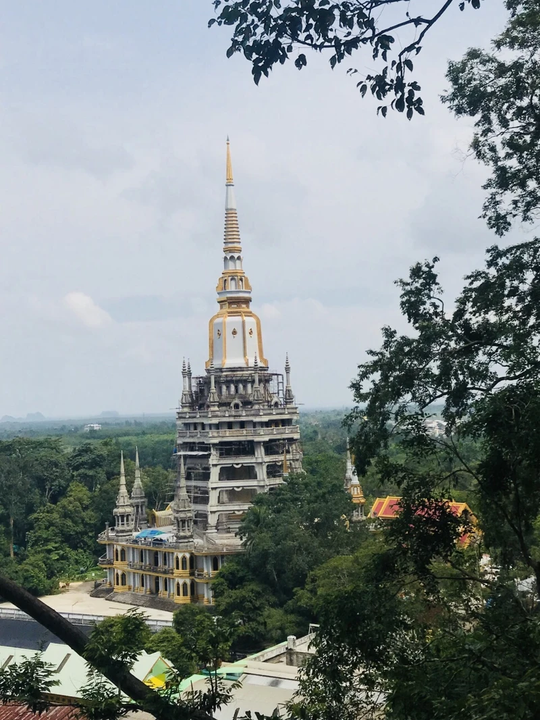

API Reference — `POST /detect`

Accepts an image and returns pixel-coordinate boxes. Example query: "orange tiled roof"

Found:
[369,497,387,518]
[369,496,401,519]
[370,496,473,520]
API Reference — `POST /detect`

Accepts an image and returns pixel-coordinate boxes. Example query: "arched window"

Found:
[176,582,181,596]
[164,578,168,592]
[239,278,244,289]
[182,582,189,597]
[212,557,219,572]
[175,556,180,571]
[163,553,168,567]
[140,550,144,563]
[189,555,195,571]
[224,256,229,270]
[154,551,159,567]
[141,575,145,588]
[121,573,126,586]
[181,556,188,571]
[115,572,119,585]
[223,279,228,290]
[229,255,235,268]
[230,278,237,290]
[115,549,119,562]
[190,580,195,596]
[120,548,126,562]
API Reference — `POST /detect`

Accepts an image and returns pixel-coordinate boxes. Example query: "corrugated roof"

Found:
[0,645,166,701]
[0,704,77,720]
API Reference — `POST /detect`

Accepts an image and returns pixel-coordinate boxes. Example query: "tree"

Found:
[292,239,540,719]
[143,466,174,511]
[26,481,99,584]
[209,0,484,117]
[213,470,366,652]
[69,442,110,492]
[0,575,234,720]
[0,439,46,557]
[443,0,540,236]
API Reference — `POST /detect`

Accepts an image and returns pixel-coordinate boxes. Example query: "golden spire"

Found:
[224,138,241,249]
[226,136,234,185]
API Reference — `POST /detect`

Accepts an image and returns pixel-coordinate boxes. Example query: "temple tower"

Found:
[345,444,366,521]
[130,447,148,530]
[113,451,134,537]
[175,139,302,534]
[172,455,194,541]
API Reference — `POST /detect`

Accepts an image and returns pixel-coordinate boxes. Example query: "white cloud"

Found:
[63,292,112,329]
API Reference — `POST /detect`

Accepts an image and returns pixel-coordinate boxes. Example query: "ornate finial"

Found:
[226,137,233,185]
[187,360,192,375]
[285,352,290,370]
[182,358,187,375]
[254,352,259,370]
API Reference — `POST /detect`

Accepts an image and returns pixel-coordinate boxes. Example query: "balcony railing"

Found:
[194,570,218,579]
[128,562,174,575]
[177,405,298,419]
[177,426,300,440]
[98,555,113,566]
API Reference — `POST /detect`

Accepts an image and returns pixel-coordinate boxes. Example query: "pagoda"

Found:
[176,139,303,533]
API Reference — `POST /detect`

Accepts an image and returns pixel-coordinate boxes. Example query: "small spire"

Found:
[180,454,186,487]
[173,454,193,541]
[182,358,187,375]
[284,352,294,405]
[113,450,133,534]
[132,447,144,492]
[344,440,355,490]
[119,451,127,493]
[252,351,263,402]
[131,446,147,529]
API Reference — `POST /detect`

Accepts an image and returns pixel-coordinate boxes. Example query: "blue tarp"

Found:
[136,529,165,538]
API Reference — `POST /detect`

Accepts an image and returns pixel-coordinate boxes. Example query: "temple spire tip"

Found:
[226,137,234,185]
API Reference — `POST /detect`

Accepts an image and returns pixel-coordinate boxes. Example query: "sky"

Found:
[0,0,531,417]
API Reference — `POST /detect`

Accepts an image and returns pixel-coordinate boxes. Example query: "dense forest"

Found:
[0,409,373,601]
[0,422,177,596]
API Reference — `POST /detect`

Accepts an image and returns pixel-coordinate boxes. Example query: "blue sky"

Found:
[0,0,529,416]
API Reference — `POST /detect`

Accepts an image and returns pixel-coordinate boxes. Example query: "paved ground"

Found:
[1,582,174,621]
